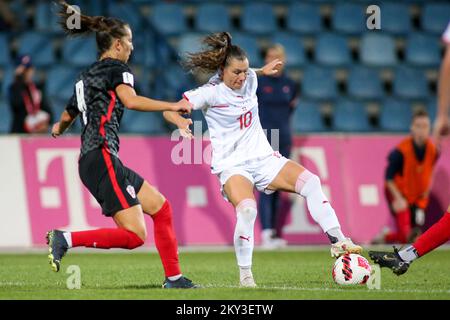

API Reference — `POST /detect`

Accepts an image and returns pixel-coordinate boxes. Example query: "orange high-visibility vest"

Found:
[393,137,437,209]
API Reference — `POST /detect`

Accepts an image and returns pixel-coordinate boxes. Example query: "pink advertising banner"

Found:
[20,135,450,247]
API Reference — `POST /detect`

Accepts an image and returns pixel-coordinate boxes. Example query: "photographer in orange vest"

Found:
[373,109,439,244]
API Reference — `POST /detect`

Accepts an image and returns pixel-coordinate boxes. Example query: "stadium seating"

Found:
[333,100,372,132]
[231,33,262,66]
[35,1,62,34]
[131,33,156,68]
[292,101,326,133]
[315,33,351,67]
[405,33,441,67]
[0,100,11,134]
[422,2,450,34]
[271,33,306,67]
[0,34,10,67]
[332,3,366,35]
[286,3,322,35]
[379,99,413,132]
[302,66,337,100]
[120,110,167,135]
[108,2,143,32]
[1,67,14,100]
[149,3,187,36]
[360,33,397,67]
[62,37,97,67]
[241,3,277,35]
[45,66,79,101]
[195,3,231,33]
[427,97,437,122]
[393,66,429,100]
[379,3,411,35]
[347,65,383,100]
[17,32,56,67]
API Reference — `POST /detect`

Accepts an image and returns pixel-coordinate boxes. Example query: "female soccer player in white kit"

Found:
[165,32,362,287]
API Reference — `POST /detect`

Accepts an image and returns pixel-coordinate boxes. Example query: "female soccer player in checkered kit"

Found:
[370,22,450,275]
[164,32,362,287]
[47,2,198,289]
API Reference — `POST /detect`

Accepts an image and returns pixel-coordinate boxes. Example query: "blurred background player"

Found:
[370,21,450,275]
[257,44,298,249]
[47,2,197,289]
[165,32,362,287]
[8,55,53,133]
[372,109,438,245]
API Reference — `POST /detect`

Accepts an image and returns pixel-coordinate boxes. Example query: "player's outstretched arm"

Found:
[51,110,77,138]
[435,43,450,142]
[163,105,194,139]
[252,58,283,76]
[116,84,193,114]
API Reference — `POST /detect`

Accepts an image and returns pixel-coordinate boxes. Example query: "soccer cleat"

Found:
[369,247,410,276]
[162,276,200,289]
[240,275,257,288]
[330,238,363,258]
[46,230,69,272]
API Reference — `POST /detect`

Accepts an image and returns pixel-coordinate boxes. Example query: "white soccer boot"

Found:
[330,238,363,258]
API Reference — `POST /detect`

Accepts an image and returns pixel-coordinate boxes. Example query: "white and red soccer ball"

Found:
[332,253,371,285]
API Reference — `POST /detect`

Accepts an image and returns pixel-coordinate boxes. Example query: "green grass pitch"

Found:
[0,248,449,300]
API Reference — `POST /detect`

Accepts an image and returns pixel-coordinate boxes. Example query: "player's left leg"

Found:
[267,160,362,257]
[138,180,198,289]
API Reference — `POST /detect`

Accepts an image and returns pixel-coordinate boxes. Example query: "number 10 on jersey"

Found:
[237,111,252,130]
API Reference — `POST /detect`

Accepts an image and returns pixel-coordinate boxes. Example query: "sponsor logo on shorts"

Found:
[126,185,136,199]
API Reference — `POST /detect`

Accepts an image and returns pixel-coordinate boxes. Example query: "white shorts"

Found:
[217,152,290,201]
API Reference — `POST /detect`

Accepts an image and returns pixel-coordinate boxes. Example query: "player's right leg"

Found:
[223,174,258,288]
[370,206,450,275]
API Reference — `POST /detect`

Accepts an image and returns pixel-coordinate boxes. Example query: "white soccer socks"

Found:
[234,199,258,287]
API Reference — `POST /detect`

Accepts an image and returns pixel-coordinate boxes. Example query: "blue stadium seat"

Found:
[177,33,207,61]
[131,33,156,68]
[108,2,143,32]
[0,100,11,134]
[347,66,383,100]
[241,3,277,34]
[149,3,187,36]
[333,100,372,132]
[232,33,262,67]
[46,66,78,101]
[292,101,326,133]
[405,33,441,67]
[393,66,429,100]
[379,99,413,132]
[35,1,62,34]
[302,66,337,100]
[332,3,366,35]
[315,33,351,67]
[286,3,322,34]
[62,37,97,67]
[271,33,306,67]
[380,3,411,35]
[17,32,56,67]
[163,65,194,101]
[0,34,10,67]
[1,67,14,100]
[422,3,450,34]
[360,33,397,67]
[195,3,231,33]
[120,111,167,135]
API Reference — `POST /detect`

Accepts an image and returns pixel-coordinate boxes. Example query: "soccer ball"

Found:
[332,253,371,285]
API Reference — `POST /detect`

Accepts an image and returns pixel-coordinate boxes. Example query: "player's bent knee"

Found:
[123,229,145,249]
[236,199,257,223]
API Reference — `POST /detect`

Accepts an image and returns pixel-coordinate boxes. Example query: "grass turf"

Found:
[0,248,449,300]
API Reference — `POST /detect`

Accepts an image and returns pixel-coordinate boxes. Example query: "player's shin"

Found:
[234,199,257,282]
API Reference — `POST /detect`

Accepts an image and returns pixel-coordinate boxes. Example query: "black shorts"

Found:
[79,148,144,217]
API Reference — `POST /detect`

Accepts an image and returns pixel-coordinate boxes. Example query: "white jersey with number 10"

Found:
[183,69,274,174]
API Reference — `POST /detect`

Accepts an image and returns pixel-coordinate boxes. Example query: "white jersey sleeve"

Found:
[183,81,218,111]
[443,21,450,44]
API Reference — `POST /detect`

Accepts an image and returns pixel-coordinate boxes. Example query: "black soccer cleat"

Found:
[162,276,200,289]
[46,230,69,272]
[369,247,410,276]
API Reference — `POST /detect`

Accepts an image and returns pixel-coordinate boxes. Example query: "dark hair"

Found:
[56,1,129,56]
[412,108,429,121]
[182,32,247,74]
